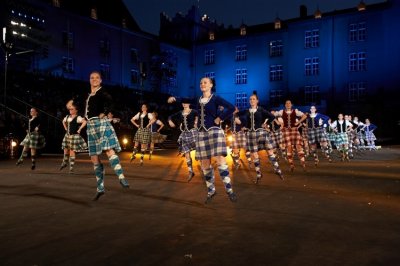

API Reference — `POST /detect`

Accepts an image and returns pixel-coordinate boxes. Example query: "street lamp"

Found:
[1,26,34,107]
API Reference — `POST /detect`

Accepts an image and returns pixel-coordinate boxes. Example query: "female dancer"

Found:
[16,107,46,170]
[130,104,154,165]
[149,111,166,160]
[239,94,283,184]
[363,118,377,150]
[267,113,286,161]
[273,100,307,172]
[59,101,88,173]
[305,106,332,165]
[169,77,237,203]
[168,98,198,181]
[329,113,353,161]
[230,110,247,170]
[84,71,129,201]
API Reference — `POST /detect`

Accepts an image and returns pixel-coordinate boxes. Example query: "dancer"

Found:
[229,109,248,170]
[353,116,365,149]
[149,111,166,160]
[168,77,237,203]
[16,107,46,170]
[305,106,332,165]
[84,71,129,201]
[239,94,283,184]
[267,112,286,160]
[168,98,198,181]
[130,104,154,165]
[363,118,377,150]
[329,113,353,161]
[274,100,307,171]
[60,101,88,173]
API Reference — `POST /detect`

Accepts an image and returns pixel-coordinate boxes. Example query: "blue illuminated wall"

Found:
[187,1,400,116]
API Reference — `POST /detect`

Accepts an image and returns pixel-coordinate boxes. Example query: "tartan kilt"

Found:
[307,127,328,144]
[270,130,283,149]
[301,127,309,140]
[335,132,349,146]
[231,131,247,150]
[365,131,376,142]
[247,129,273,153]
[87,118,121,156]
[195,127,227,160]
[178,130,197,154]
[20,132,46,149]
[327,132,337,142]
[151,132,167,144]
[356,131,365,140]
[61,133,88,151]
[348,130,357,141]
[134,127,151,144]
[282,127,303,146]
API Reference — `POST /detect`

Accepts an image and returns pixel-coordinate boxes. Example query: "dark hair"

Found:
[250,94,259,100]
[90,70,102,78]
[209,77,216,92]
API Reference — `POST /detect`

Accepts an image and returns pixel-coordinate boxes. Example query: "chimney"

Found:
[300,5,307,18]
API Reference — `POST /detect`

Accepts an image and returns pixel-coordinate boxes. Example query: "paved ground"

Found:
[0,146,400,266]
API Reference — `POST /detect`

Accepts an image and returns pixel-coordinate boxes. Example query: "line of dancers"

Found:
[14,73,378,204]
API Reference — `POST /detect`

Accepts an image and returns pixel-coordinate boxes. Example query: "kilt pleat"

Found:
[61,133,88,151]
[87,118,121,156]
[20,132,46,149]
[178,130,197,154]
[231,131,247,150]
[134,128,151,144]
[195,127,227,160]
[282,127,303,146]
[307,127,328,144]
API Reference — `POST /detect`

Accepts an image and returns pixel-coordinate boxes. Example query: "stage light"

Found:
[11,141,17,147]
[123,138,128,145]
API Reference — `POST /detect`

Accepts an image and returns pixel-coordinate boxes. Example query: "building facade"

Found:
[1,0,399,138]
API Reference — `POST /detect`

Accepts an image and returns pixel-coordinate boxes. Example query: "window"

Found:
[52,0,60,7]
[62,57,74,72]
[349,22,367,42]
[349,23,357,42]
[235,45,247,61]
[130,48,138,64]
[131,69,139,84]
[91,8,98,20]
[305,29,319,48]
[269,40,283,57]
[62,31,74,49]
[100,64,110,81]
[99,40,110,57]
[274,19,281,30]
[305,57,319,76]
[349,52,367,72]
[358,22,366,41]
[312,57,320,75]
[235,92,248,109]
[348,82,366,102]
[269,65,283,81]
[358,52,366,71]
[304,85,320,104]
[209,32,215,41]
[205,49,215,65]
[240,26,247,36]
[205,72,215,80]
[270,89,283,106]
[235,69,247,84]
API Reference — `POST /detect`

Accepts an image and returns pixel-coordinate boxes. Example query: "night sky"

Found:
[123,0,383,35]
